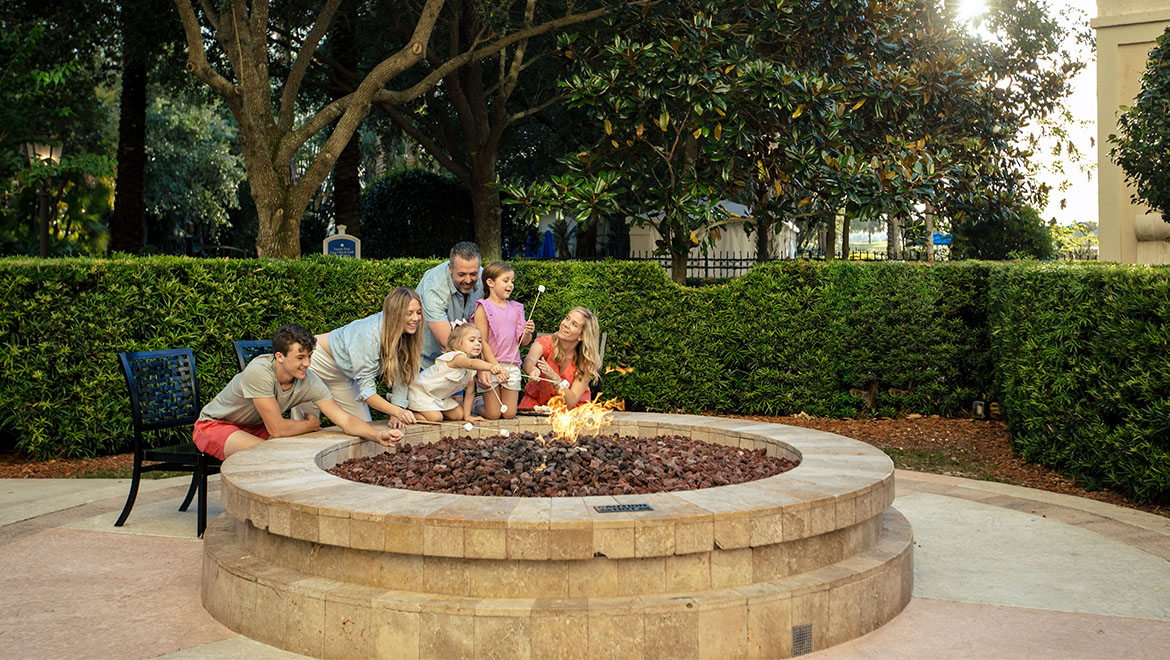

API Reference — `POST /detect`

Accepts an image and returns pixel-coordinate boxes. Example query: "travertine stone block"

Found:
[422,556,469,596]
[464,527,507,560]
[674,520,715,555]
[532,610,588,660]
[713,515,751,550]
[551,527,594,560]
[711,547,753,588]
[569,557,618,598]
[419,611,475,660]
[616,557,666,596]
[378,553,423,592]
[324,595,372,659]
[751,512,785,546]
[643,607,699,659]
[284,590,326,658]
[666,552,710,592]
[745,593,792,659]
[587,608,644,660]
[372,608,421,660]
[384,521,423,555]
[593,525,636,559]
[751,543,791,582]
[474,615,532,660]
[697,602,749,660]
[789,588,829,653]
[635,521,675,557]
[423,521,464,558]
[826,579,863,648]
[781,507,810,542]
[507,527,550,560]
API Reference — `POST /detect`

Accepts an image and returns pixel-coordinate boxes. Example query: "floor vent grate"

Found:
[792,623,813,656]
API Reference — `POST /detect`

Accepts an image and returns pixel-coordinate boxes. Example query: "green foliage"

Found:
[144,94,246,251]
[1111,26,1170,224]
[990,263,1170,502]
[0,256,992,458]
[951,203,1055,261]
[0,256,438,458]
[360,170,475,259]
[5,257,1166,502]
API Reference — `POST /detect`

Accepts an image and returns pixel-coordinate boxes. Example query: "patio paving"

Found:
[0,468,1166,659]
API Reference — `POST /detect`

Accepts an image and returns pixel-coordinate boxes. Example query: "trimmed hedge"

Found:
[990,263,1170,502]
[1,257,1166,502]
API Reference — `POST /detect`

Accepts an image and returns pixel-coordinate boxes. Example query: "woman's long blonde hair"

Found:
[552,306,601,384]
[380,287,423,387]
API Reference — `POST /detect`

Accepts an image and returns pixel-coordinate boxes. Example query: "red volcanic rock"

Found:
[328,432,798,497]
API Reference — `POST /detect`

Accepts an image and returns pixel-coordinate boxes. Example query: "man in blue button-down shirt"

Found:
[417,242,484,368]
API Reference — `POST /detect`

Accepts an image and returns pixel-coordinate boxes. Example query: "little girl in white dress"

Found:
[407,322,507,422]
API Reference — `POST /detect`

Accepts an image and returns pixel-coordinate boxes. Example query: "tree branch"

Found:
[277,0,344,134]
[173,0,239,111]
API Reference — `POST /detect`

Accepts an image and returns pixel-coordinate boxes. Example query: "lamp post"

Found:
[24,142,63,258]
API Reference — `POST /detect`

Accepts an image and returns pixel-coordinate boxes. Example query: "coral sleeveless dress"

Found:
[518,334,591,410]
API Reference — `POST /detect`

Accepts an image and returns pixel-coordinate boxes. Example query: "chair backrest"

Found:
[233,339,273,371]
[118,348,201,434]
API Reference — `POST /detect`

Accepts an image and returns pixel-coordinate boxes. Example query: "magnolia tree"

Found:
[504,0,1085,277]
[504,1,973,282]
[1111,26,1170,223]
[172,0,624,258]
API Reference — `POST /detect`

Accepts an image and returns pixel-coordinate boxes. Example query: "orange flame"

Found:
[546,395,624,443]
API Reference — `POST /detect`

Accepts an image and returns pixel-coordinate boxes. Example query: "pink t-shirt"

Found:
[475,299,526,365]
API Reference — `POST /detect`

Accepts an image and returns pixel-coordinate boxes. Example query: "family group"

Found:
[191,242,604,461]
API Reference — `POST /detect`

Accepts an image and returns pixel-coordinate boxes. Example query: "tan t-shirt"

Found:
[198,354,332,425]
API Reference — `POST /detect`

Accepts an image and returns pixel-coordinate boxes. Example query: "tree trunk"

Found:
[471,164,502,261]
[670,250,688,285]
[924,207,935,262]
[109,49,147,254]
[577,218,597,258]
[330,8,362,237]
[825,214,836,261]
[841,213,850,260]
[754,185,773,263]
[887,214,903,260]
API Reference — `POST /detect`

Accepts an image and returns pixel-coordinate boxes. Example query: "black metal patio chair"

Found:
[233,339,272,371]
[115,348,221,537]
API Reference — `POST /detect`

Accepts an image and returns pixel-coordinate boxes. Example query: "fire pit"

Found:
[202,412,912,658]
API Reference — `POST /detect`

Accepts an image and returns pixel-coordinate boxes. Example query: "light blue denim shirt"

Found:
[417,260,483,368]
[328,312,409,408]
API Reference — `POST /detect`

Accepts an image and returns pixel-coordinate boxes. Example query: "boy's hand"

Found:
[374,428,403,446]
[304,414,321,431]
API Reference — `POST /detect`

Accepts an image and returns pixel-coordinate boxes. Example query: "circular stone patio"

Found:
[201,412,913,658]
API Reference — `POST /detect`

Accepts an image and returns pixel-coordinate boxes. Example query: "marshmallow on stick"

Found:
[528,284,547,318]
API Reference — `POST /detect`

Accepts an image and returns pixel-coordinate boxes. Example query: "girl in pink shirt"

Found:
[473,262,535,419]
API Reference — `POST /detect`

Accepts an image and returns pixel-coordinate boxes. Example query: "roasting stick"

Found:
[528,284,547,318]
[522,371,571,390]
[415,419,475,432]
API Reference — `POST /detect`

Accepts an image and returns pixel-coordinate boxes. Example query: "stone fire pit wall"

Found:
[202,412,913,659]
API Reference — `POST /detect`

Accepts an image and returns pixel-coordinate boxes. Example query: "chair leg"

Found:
[179,470,199,512]
[197,454,208,538]
[114,454,143,527]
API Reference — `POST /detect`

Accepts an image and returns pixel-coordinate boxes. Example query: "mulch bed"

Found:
[2,416,1165,518]
[328,432,796,497]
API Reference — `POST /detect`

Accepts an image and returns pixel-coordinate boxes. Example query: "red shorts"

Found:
[193,419,270,460]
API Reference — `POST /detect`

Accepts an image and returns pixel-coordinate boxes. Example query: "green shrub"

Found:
[1111,26,1170,223]
[0,257,991,458]
[360,169,475,259]
[990,263,1170,502]
[4,256,1167,503]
